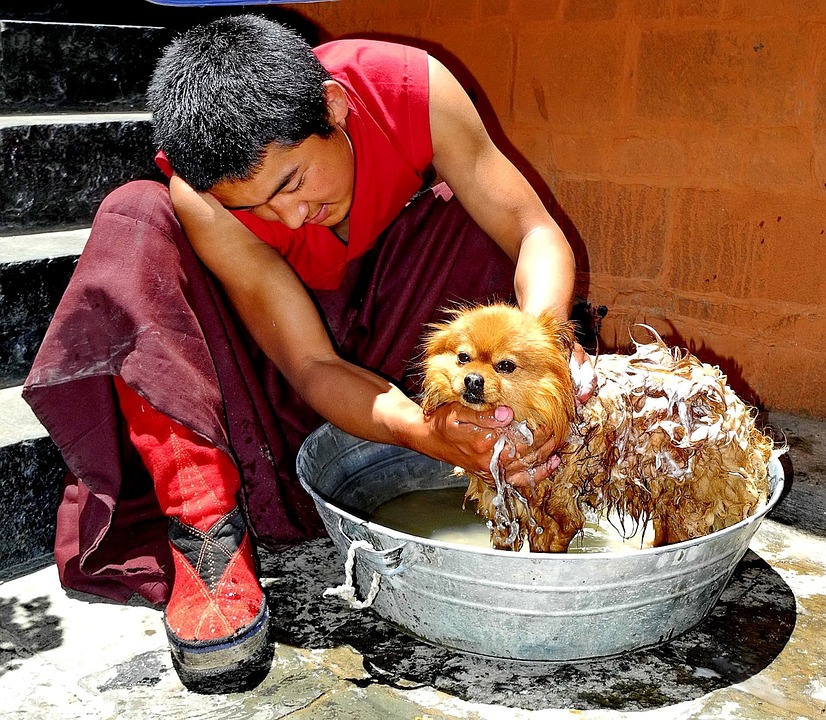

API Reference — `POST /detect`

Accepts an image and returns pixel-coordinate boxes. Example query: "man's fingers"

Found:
[504,455,561,487]
[502,430,557,470]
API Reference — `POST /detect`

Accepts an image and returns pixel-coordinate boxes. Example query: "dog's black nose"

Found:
[464,373,485,393]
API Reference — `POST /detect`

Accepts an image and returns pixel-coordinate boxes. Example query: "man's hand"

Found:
[497,422,562,488]
[422,403,517,479]
[423,403,568,489]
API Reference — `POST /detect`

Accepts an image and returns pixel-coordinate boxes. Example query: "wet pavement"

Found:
[1,410,824,720]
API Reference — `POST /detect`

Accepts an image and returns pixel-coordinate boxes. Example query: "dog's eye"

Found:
[495,359,516,374]
[457,352,471,365]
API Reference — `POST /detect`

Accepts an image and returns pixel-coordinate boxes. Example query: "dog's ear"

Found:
[538,311,576,359]
[422,320,451,357]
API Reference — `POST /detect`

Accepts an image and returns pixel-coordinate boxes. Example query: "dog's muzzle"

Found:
[462,373,485,405]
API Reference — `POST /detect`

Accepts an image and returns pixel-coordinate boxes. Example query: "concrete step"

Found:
[0,228,88,388]
[0,385,66,579]
[0,112,161,233]
[0,13,167,580]
[0,20,172,115]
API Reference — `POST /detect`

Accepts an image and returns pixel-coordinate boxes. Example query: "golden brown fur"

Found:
[421,303,776,553]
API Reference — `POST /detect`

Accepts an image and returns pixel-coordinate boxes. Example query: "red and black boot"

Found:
[115,377,273,693]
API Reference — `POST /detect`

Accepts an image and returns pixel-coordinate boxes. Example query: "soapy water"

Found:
[369,486,654,553]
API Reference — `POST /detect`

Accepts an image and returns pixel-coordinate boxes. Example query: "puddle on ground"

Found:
[369,486,654,553]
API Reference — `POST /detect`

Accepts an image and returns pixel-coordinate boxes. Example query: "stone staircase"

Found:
[0,0,325,579]
[0,3,180,578]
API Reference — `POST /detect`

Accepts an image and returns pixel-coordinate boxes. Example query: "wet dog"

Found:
[420,303,776,552]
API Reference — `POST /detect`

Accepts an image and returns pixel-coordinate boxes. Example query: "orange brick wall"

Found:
[292,0,826,417]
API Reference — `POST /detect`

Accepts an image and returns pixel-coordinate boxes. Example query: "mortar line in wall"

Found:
[588,276,823,318]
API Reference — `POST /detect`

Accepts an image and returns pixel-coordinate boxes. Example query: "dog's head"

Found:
[420,303,577,445]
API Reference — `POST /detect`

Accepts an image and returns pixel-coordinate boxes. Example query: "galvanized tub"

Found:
[296,422,784,662]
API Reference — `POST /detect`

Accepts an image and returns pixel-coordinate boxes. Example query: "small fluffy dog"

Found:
[420,303,776,553]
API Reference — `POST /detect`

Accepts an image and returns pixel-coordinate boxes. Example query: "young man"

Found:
[24,14,594,692]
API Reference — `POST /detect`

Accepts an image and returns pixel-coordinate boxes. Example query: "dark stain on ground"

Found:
[97,650,166,691]
[579,680,672,710]
[261,541,797,713]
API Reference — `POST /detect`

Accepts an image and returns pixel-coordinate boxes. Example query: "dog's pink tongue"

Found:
[494,406,512,423]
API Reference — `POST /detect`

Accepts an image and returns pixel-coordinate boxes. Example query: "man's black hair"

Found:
[147,14,334,191]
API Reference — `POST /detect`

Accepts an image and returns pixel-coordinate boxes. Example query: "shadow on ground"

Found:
[0,595,63,679]
[261,540,796,713]
[767,452,826,540]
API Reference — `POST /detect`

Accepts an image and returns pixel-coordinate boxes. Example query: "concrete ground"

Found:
[1,410,825,720]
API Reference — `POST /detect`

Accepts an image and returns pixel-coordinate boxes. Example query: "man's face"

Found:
[209,126,355,230]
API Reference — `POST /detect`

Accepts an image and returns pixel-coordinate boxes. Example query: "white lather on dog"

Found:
[421,302,781,553]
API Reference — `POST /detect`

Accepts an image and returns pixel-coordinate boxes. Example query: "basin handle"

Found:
[323,538,382,609]
[322,519,419,609]
[336,517,420,577]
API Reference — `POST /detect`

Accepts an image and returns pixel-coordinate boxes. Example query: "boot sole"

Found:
[166,600,273,694]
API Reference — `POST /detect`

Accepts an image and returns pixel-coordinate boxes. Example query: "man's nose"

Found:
[255,196,309,229]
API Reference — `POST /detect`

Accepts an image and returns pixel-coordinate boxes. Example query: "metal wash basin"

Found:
[297,422,784,662]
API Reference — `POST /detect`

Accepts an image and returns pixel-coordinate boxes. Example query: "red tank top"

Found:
[156,39,433,290]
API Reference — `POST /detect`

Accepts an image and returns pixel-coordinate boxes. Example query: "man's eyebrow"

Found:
[223,166,299,211]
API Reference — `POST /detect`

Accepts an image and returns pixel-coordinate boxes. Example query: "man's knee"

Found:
[98,180,177,228]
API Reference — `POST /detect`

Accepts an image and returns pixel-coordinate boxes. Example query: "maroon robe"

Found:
[22,179,515,604]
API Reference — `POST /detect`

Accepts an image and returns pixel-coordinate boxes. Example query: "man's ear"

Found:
[323,81,350,125]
